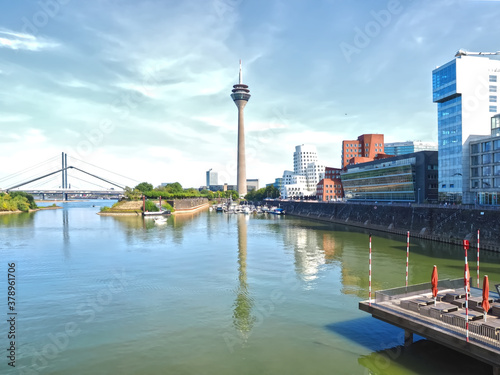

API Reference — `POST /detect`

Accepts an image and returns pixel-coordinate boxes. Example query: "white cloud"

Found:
[0,29,58,51]
[0,114,32,123]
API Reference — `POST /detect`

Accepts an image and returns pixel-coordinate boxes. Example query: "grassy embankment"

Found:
[99,200,175,214]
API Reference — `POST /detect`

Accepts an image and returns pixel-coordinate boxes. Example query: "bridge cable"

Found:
[69,156,140,184]
[0,155,60,183]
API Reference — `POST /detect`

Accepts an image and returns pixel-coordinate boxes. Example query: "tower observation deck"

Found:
[231,60,251,197]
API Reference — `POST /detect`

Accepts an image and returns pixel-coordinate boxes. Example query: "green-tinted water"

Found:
[1,201,498,374]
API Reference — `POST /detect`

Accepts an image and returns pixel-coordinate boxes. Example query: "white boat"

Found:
[153,217,167,225]
[143,210,171,217]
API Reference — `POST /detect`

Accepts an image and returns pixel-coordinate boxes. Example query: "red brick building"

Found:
[316,167,343,201]
[342,134,386,168]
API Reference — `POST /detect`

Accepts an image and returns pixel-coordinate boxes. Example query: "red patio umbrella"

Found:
[482,275,490,322]
[431,265,438,305]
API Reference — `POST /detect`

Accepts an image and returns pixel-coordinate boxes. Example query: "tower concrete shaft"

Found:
[235,100,247,196]
[231,60,251,197]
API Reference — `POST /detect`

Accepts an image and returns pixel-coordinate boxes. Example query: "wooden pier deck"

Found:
[359,278,500,373]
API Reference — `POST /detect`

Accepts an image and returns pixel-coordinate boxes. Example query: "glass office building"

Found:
[341,151,438,203]
[384,141,438,156]
[432,54,500,203]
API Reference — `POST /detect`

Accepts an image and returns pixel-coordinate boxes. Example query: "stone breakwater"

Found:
[278,202,500,252]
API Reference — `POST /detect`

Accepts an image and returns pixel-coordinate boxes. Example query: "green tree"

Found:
[135,182,153,193]
[9,191,37,209]
[124,186,142,200]
[164,182,183,194]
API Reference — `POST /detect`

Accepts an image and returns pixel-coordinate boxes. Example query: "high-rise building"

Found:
[384,141,438,156]
[206,169,218,187]
[231,60,251,197]
[281,144,325,198]
[341,134,385,168]
[432,50,500,202]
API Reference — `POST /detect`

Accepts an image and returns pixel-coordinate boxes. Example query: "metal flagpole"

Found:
[406,231,409,291]
[477,229,480,288]
[369,234,372,306]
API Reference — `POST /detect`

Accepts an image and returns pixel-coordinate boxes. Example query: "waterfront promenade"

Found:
[360,279,500,373]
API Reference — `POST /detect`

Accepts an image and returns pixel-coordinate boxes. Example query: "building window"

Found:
[471,144,479,154]
[490,106,498,113]
[482,153,492,164]
[495,153,500,163]
[471,168,479,177]
[490,75,498,83]
[490,86,497,93]
[482,142,492,152]
[483,166,492,176]
[490,95,497,103]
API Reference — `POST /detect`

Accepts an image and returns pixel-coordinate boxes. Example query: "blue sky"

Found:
[1,0,499,190]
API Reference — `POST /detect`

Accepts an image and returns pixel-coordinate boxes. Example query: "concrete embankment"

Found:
[279,202,500,252]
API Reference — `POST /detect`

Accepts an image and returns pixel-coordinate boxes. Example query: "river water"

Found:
[1,201,499,375]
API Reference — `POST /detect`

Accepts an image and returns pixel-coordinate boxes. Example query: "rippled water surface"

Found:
[1,201,499,374]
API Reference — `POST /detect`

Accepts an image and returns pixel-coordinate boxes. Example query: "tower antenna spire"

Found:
[239,59,242,84]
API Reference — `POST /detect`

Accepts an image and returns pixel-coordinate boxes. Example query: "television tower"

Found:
[231,60,251,197]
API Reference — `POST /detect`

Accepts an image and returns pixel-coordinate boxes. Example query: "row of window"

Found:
[471,178,500,188]
[471,139,500,153]
[490,106,498,113]
[471,165,500,177]
[490,75,497,83]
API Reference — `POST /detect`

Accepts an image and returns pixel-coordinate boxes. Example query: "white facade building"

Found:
[432,52,500,202]
[281,145,325,198]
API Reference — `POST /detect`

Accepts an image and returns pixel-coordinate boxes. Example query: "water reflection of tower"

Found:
[233,215,255,334]
[62,208,70,257]
[231,60,251,197]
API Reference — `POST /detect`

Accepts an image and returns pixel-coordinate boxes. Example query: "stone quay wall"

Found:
[278,202,500,252]
[166,198,209,211]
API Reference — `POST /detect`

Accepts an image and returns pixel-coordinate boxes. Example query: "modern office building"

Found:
[316,167,343,201]
[342,134,386,167]
[467,114,500,206]
[231,60,251,197]
[432,50,500,203]
[384,141,438,156]
[341,151,438,203]
[266,178,283,191]
[206,169,218,187]
[246,179,259,192]
[281,144,325,199]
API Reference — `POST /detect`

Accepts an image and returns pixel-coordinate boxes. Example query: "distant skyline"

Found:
[1,0,500,189]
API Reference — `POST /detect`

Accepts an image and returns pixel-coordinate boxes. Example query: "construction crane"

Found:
[455,49,500,57]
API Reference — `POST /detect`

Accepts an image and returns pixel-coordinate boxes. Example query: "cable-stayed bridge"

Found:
[0,153,139,200]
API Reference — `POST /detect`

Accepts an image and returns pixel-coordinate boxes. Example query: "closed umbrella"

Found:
[431,265,438,306]
[464,263,470,293]
[482,275,490,322]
